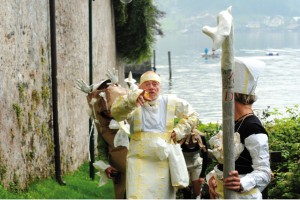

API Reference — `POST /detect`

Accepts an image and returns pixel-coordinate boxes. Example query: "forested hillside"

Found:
[156,0,300,33]
[156,0,300,17]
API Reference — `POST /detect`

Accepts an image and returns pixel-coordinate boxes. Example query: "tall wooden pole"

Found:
[168,51,172,80]
[153,50,156,72]
[221,24,236,199]
[202,7,236,199]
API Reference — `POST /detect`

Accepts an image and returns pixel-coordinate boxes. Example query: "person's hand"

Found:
[171,131,177,142]
[106,69,119,84]
[105,166,118,179]
[224,170,242,192]
[75,79,93,93]
[208,176,218,199]
[199,177,206,185]
[192,129,207,151]
[136,90,151,106]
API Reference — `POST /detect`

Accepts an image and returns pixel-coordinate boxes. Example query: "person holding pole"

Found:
[111,71,199,199]
[207,57,272,199]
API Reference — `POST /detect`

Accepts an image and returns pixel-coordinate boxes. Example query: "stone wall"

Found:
[0,0,120,189]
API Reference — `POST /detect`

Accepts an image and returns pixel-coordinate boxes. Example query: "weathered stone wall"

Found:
[0,0,120,189]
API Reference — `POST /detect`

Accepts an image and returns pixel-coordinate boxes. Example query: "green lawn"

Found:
[0,162,114,199]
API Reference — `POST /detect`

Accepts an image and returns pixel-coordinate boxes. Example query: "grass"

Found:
[0,162,115,199]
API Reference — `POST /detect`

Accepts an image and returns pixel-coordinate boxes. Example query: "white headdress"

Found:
[124,71,136,84]
[234,57,265,95]
[140,71,161,85]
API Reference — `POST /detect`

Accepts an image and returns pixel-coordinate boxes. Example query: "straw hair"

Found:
[234,93,257,105]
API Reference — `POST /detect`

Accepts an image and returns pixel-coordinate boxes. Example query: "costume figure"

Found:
[111,71,199,199]
[76,71,129,199]
[179,129,208,199]
[206,58,271,199]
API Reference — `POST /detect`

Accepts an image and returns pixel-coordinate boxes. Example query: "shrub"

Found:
[262,105,300,199]
[199,105,300,198]
[113,0,165,63]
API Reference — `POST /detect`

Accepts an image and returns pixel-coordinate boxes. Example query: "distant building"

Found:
[285,16,300,31]
[263,15,285,28]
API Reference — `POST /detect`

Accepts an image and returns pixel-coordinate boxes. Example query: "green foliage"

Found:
[0,162,114,199]
[18,83,26,102]
[197,105,300,198]
[113,0,165,63]
[261,105,300,199]
[41,73,50,107]
[197,122,221,174]
[9,173,20,193]
[198,121,221,140]
[31,89,41,110]
[0,165,6,181]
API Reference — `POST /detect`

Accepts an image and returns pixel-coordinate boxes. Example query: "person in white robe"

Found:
[111,71,199,199]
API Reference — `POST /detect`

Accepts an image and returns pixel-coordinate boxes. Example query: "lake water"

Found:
[154,31,300,123]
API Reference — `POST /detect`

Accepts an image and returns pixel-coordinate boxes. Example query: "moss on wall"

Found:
[12,103,22,128]
[1,0,116,190]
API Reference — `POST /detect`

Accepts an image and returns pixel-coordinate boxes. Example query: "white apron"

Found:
[126,95,176,199]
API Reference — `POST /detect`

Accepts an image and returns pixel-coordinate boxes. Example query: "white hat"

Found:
[124,71,136,83]
[234,57,265,95]
[140,71,161,85]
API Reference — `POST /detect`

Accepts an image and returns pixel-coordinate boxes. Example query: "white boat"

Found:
[265,52,279,56]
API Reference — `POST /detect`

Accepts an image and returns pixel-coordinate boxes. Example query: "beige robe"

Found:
[111,90,199,199]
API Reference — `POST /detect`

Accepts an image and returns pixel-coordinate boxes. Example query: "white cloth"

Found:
[202,6,233,50]
[126,135,176,199]
[109,120,130,148]
[141,96,167,133]
[234,57,265,95]
[183,151,203,181]
[208,131,244,164]
[93,160,110,187]
[240,133,271,192]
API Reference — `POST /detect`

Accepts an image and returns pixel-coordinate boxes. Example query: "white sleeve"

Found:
[240,134,272,192]
[173,98,199,140]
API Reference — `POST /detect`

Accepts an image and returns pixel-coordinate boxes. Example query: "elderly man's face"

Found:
[140,80,160,101]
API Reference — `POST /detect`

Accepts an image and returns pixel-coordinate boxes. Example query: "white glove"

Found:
[75,79,93,93]
[93,160,110,187]
[106,69,119,84]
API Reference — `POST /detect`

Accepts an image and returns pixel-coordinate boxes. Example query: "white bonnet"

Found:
[234,57,265,95]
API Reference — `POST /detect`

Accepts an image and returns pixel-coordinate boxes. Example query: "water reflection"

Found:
[154,32,300,123]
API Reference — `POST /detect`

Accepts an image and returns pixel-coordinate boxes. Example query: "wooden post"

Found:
[202,6,236,199]
[221,24,236,199]
[153,50,156,72]
[168,51,172,80]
